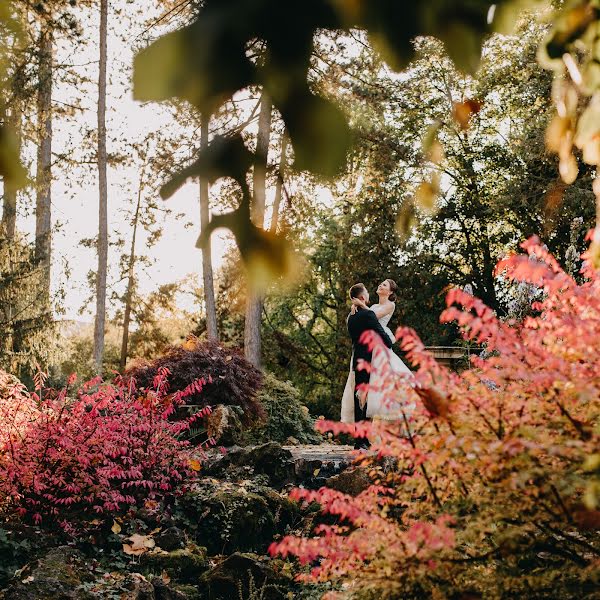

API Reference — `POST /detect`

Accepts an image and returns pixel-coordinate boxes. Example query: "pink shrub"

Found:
[271,236,600,595]
[0,367,210,532]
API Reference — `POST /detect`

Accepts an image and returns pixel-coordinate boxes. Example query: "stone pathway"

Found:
[284,443,356,471]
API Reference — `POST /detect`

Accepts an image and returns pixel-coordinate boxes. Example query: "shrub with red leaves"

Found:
[0,367,210,533]
[271,236,600,597]
[125,337,264,425]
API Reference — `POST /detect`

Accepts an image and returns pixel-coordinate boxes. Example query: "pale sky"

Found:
[6,2,340,323]
[13,2,233,321]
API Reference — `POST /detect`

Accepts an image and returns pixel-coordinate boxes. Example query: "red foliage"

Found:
[271,236,600,594]
[124,338,264,425]
[0,367,211,533]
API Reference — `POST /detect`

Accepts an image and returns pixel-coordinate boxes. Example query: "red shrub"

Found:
[0,367,211,533]
[271,236,600,596]
[124,338,264,425]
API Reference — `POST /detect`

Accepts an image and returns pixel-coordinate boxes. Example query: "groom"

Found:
[347,283,393,448]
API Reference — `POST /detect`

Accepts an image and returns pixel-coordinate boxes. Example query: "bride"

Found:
[340,278,415,423]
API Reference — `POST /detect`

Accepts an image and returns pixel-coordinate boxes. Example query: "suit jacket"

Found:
[347,307,393,372]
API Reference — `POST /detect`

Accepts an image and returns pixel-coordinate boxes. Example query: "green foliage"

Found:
[0,1,26,189]
[246,374,322,445]
[254,25,596,419]
[0,527,31,587]
[174,479,299,555]
[0,233,56,380]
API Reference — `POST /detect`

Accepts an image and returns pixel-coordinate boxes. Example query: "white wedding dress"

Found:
[340,304,415,423]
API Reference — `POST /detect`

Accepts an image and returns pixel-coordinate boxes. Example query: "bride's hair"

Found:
[386,278,398,302]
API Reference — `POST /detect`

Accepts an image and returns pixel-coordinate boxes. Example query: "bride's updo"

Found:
[386,278,398,302]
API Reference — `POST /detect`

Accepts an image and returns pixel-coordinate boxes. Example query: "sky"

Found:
[5,1,343,324]
[15,2,234,321]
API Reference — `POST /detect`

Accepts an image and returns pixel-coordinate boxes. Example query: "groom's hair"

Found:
[349,283,367,299]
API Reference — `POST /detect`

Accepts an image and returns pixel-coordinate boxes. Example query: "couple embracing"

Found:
[341,279,415,448]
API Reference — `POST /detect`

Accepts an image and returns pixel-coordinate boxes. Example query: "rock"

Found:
[293,457,322,482]
[202,442,296,488]
[285,436,299,445]
[151,577,200,600]
[155,527,186,551]
[176,481,299,555]
[0,546,96,600]
[205,405,245,446]
[326,467,371,496]
[118,573,156,599]
[198,553,290,600]
[141,544,208,583]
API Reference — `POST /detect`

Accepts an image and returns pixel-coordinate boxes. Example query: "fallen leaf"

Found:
[111,520,122,534]
[189,458,202,472]
[123,534,155,556]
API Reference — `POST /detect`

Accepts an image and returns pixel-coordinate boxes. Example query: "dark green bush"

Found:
[247,374,322,445]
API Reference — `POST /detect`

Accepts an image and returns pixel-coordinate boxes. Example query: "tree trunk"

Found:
[35,23,53,304]
[2,105,21,239]
[119,182,142,371]
[93,0,108,373]
[270,130,288,233]
[244,91,271,367]
[199,114,218,340]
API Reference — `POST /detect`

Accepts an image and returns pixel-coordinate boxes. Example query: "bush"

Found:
[0,367,210,533]
[271,236,600,597]
[125,337,264,426]
[246,374,322,445]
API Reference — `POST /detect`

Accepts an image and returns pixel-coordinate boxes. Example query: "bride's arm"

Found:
[372,303,394,320]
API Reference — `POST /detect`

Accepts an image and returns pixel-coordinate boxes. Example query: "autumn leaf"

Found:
[452,99,482,130]
[111,520,122,534]
[415,385,451,419]
[123,534,155,556]
[189,458,202,472]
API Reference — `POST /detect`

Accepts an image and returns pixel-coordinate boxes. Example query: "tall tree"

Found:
[199,113,218,340]
[244,90,271,366]
[1,102,21,240]
[93,0,108,372]
[119,176,142,371]
[270,130,288,233]
[35,10,53,305]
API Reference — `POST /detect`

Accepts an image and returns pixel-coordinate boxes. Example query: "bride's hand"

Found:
[351,298,367,310]
[350,304,358,315]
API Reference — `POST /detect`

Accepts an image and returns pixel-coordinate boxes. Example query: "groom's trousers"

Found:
[353,368,369,422]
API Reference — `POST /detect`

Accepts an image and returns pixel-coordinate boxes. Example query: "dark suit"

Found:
[347,307,393,423]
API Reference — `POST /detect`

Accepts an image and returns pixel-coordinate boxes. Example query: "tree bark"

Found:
[199,114,218,340]
[93,0,108,373]
[2,104,21,239]
[35,22,53,304]
[270,130,288,233]
[244,91,271,367]
[119,181,142,371]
